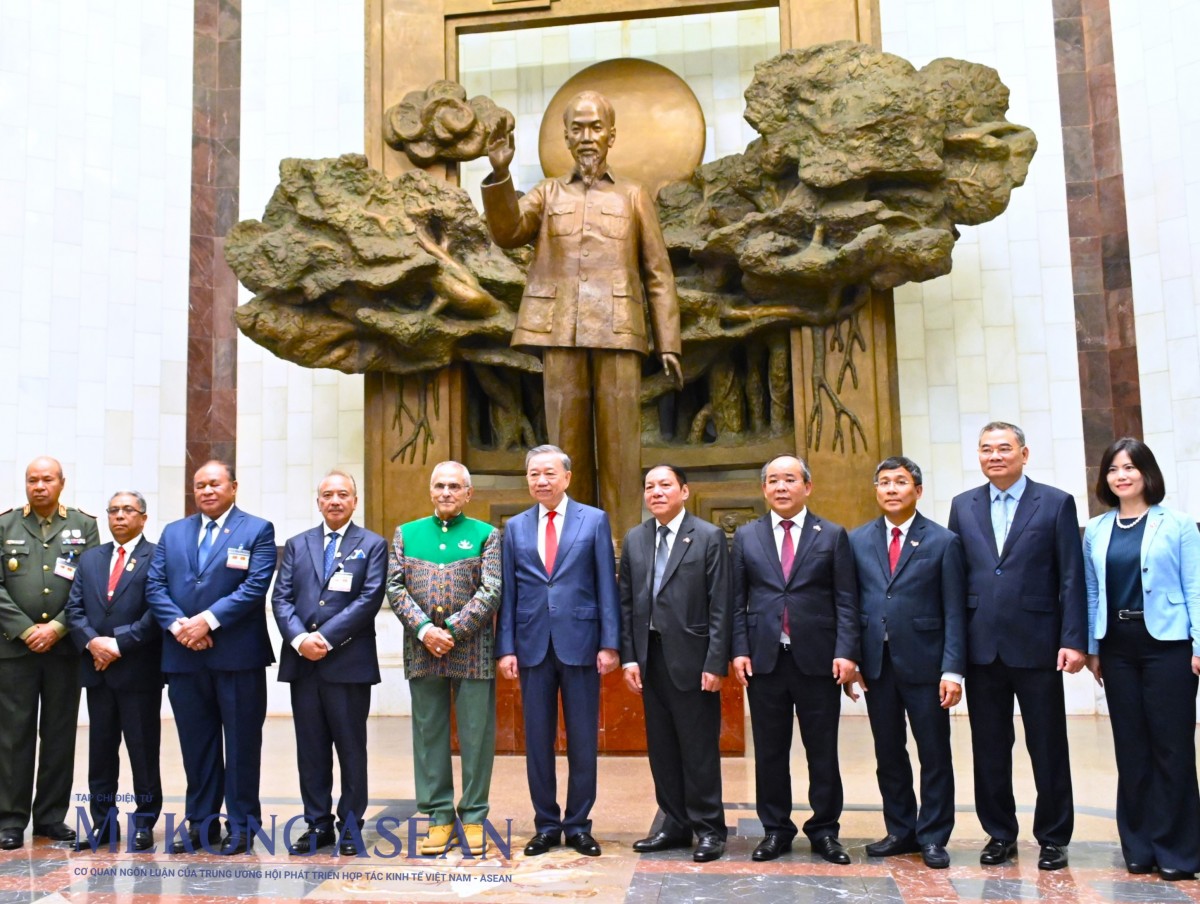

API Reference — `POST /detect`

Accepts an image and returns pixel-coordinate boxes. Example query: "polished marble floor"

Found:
[1,715,1195,903]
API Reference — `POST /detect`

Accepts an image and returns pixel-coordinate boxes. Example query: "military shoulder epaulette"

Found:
[0,507,12,517]
[73,507,96,519]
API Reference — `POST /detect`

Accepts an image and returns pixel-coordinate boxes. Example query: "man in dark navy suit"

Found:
[947,422,1086,871]
[145,460,276,855]
[730,455,860,864]
[273,471,385,857]
[496,444,620,858]
[65,490,163,852]
[848,457,965,870]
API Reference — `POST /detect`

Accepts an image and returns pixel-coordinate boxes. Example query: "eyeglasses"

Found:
[874,479,913,489]
[432,483,468,493]
[106,506,145,515]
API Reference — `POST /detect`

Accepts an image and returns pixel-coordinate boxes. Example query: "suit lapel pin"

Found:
[813,524,822,531]
[682,537,691,544]
[910,540,919,547]
[126,559,136,570]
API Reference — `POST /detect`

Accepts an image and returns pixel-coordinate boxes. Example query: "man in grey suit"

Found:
[619,465,730,863]
[848,456,965,870]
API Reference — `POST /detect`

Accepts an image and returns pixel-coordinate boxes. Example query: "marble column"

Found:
[186,0,241,508]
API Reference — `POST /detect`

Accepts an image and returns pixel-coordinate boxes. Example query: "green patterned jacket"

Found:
[386,513,501,679]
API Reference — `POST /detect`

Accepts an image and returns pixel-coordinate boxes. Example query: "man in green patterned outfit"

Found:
[387,461,501,857]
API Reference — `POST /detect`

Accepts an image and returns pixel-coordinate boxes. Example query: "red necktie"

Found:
[888,526,901,574]
[544,511,558,575]
[107,546,126,598]
[780,520,795,636]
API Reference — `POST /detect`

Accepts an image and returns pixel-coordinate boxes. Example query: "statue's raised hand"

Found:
[487,120,514,179]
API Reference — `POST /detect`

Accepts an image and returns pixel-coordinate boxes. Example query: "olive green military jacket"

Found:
[0,504,100,657]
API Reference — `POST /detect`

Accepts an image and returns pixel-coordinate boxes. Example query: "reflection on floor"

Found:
[0,715,1194,903]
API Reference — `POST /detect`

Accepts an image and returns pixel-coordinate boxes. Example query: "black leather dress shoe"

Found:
[1160,868,1197,881]
[74,829,119,851]
[0,828,23,850]
[865,834,920,857]
[922,844,950,869]
[338,838,360,856]
[693,835,725,862]
[523,832,560,856]
[980,837,1017,865]
[812,836,851,864]
[567,832,601,856]
[133,829,154,852]
[289,827,335,855]
[752,833,793,862]
[170,825,222,854]
[1037,843,1067,871]
[1125,862,1155,875]
[170,832,196,855]
[632,830,691,853]
[220,834,253,855]
[33,823,76,842]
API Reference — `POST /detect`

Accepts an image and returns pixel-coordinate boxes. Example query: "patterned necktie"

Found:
[544,511,558,575]
[780,519,795,637]
[107,546,126,598]
[197,520,217,568]
[323,531,338,581]
[888,526,901,574]
[652,524,671,597]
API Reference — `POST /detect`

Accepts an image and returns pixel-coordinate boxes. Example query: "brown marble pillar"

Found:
[1055,0,1142,513]
[186,0,241,508]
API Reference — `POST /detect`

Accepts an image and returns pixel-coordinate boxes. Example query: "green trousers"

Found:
[409,677,496,825]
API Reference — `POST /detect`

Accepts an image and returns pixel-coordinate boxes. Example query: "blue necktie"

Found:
[323,532,338,581]
[991,492,1012,555]
[197,520,217,568]
[652,524,670,597]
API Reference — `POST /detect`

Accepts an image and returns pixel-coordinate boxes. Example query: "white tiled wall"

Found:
[237,0,366,543]
[1111,0,1200,519]
[881,1,1089,527]
[882,1,1098,714]
[237,0,398,715]
[0,0,193,531]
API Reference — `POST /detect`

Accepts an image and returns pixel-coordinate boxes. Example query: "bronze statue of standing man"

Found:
[483,91,683,536]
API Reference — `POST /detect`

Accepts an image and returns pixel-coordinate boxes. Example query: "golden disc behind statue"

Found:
[538,58,705,197]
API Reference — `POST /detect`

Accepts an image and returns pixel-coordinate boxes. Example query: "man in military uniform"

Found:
[0,456,100,850]
[386,461,501,857]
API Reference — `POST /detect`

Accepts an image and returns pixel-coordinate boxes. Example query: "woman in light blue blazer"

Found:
[1084,437,1200,881]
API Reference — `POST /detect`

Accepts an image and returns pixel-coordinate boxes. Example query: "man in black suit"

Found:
[848,457,965,870]
[619,465,730,863]
[272,471,386,857]
[730,455,860,864]
[65,491,163,852]
[947,422,1086,871]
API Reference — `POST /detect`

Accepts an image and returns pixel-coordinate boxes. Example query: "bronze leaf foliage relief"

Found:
[227,43,1035,456]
